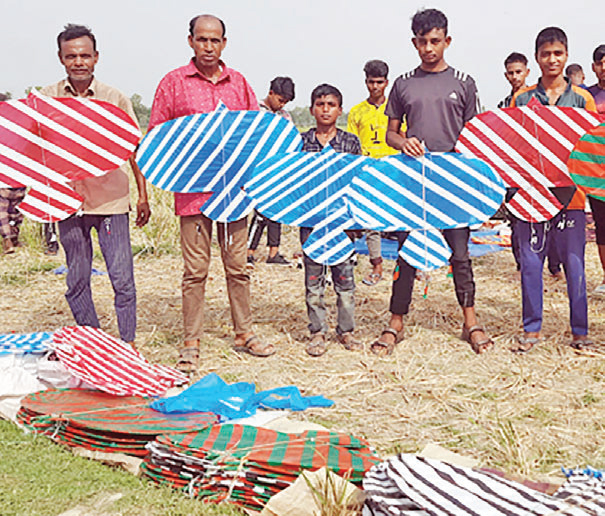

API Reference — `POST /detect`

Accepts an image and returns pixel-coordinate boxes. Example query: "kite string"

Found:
[421,143,430,297]
[530,106,548,254]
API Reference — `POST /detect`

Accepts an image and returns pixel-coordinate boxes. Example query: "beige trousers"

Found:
[180,214,252,339]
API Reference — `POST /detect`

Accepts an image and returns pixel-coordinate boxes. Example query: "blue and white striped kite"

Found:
[0,331,53,355]
[347,153,506,270]
[248,150,504,269]
[246,146,370,264]
[136,102,302,222]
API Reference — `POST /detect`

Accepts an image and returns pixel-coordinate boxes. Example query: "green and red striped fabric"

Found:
[141,424,381,511]
[16,388,217,456]
[569,123,605,201]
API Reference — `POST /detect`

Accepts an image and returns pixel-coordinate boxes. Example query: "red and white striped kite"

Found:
[52,326,188,397]
[456,99,604,222]
[0,90,140,222]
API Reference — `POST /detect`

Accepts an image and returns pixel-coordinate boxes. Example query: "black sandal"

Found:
[371,327,404,356]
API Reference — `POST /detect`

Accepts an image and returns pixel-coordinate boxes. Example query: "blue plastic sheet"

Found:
[150,373,333,419]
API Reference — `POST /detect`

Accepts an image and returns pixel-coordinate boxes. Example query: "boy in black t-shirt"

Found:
[371,8,493,356]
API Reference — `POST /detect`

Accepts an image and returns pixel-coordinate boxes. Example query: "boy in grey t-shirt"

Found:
[371,8,493,356]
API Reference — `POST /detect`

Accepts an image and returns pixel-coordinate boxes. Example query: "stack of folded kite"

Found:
[141,423,381,510]
[0,332,53,355]
[16,388,218,456]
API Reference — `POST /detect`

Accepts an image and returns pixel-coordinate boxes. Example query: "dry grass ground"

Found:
[1,185,604,489]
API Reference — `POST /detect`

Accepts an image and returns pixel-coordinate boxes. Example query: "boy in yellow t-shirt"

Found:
[347,60,404,286]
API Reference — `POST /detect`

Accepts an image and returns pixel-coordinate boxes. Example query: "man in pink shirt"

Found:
[149,14,275,372]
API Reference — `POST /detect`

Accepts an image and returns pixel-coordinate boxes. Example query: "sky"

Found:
[1,0,603,110]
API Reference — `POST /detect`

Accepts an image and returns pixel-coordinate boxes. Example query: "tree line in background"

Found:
[1,89,347,132]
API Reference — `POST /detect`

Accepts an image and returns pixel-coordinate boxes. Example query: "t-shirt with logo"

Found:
[587,84,605,114]
[385,66,480,152]
[347,99,403,158]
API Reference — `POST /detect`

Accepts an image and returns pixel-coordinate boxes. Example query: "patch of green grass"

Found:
[0,421,243,515]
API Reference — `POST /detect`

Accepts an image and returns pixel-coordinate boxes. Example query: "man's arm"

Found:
[129,154,150,227]
[386,118,424,157]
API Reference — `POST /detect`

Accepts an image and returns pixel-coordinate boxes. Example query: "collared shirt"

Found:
[512,79,596,210]
[347,98,402,159]
[259,99,293,122]
[300,128,362,155]
[40,78,139,215]
[149,59,259,216]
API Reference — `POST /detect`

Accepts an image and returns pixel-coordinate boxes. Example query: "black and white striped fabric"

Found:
[363,454,602,515]
[554,472,605,514]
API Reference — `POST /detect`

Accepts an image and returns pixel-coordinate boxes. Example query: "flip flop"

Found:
[510,335,541,354]
[233,335,276,357]
[569,337,595,350]
[362,273,382,286]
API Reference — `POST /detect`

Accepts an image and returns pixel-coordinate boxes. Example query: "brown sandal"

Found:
[176,346,199,374]
[371,327,404,356]
[306,333,327,357]
[461,325,494,354]
[234,335,276,357]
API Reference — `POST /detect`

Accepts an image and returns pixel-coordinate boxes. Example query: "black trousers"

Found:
[247,211,281,250]
[389,227,475,315]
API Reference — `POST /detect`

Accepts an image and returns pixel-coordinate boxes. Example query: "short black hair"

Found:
[189,14,226,38]
[504,52,528,67]
[311,84,342,107]
[565,63,583,78]
[57,24,97,52]
[363,60,389,79]
[593,44,605,63]
[535,26,567,53]
[0,93,9,102]
[269,77,295,101]
[411,9,448,37]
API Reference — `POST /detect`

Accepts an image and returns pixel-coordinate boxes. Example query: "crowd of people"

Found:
[2,8,604,372]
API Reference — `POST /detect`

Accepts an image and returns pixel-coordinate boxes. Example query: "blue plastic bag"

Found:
[150,373,333,419]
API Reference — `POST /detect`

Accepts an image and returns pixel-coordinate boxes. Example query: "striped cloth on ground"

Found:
[142,423,381,511]
[51,326,188,397]
[568,122,605,201]
[457,101,604,223]
[136,102,302,222]
[363,454,602,515]
[0,331,53,355]
[0,90,140,222]
[16,388,217,456]
[246,146,369,264]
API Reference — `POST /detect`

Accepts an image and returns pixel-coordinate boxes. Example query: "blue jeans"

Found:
[300,228,355,335]
[516,210,587,335]
[59,214,136,342]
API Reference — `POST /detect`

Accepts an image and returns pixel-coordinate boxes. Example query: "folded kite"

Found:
[17,388,217,456]
[142,424,381,510]
[51,326,188,397]
[457,99,605,222]
[0,90,141,222]
[136,102,302,222]
[568,122,605,201]
[363,454,603,515]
